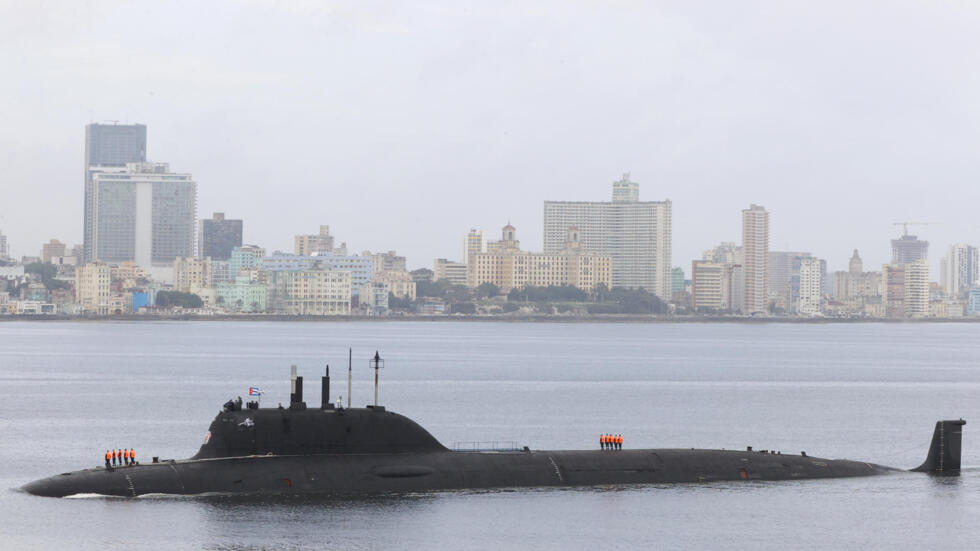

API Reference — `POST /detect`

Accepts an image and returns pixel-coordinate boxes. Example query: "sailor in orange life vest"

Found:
[104,450,112,470]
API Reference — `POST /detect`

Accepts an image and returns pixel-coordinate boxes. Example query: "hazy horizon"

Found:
[3,1,980,275]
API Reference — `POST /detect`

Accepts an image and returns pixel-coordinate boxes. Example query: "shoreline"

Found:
[1,314,978,323]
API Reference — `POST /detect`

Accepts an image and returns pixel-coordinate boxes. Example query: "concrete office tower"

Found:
[463,229,486,264]
[798,257,823,316]
[199,212,243,261]
[543,174,672,299]
[940,244,979,299]
[741,204,769,315]
[89,162,196,279]
[295,226,335,256]
[891,234,928,265]
[84,123,147,262]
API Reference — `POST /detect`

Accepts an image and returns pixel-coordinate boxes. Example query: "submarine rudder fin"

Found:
[911,419,966,475]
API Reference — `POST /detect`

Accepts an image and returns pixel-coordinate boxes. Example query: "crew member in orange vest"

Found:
[129,448,136,465]
[617,434,623,450]
[105,450,112,470]
[119,449,126,466]
[600,434,605,450]
[112,449,118,466]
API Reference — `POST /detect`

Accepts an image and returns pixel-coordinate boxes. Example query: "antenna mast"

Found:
[347,348,352,409]
[369,351,385,407]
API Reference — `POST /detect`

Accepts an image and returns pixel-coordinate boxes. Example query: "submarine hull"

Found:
[21,448,896,498]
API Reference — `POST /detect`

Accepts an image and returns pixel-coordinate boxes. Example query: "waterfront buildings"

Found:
[543,174,672,299]
[830,250,882,315]
[75,262,111,315]
[216,276,268,313]
[690,261,725,311]
[230,245,266,278]
[84,123,148,262]
[173,257,212,292]
[295,226,335,256]
[263,253,373,292]
[891,234,929,265]
[742,204,769,314]
[969,287,980,316]
[470,225,612,293]
[940,244,978,299]
[798,257,823,316]
[671,267,686,296]
[199,213,242,261]
[433,259,468,285]
[268,269,352,315]
[0,229,8,261]
[87,162,197,280]
[882,260,929,318]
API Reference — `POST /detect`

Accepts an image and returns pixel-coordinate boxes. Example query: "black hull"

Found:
[21,448,896,498]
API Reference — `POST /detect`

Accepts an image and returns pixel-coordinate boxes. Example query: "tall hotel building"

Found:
[543,174,672,299]
[741,204,769,314]
[84,123,147,262]
[89,162,197,274]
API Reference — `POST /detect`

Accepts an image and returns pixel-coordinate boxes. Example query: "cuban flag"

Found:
[249,387,263,396]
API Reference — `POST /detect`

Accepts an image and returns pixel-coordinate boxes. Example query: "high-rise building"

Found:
[88,162,196,277]
[294,226,335,256]
[798,257,823,316]
[891,234,928,265]
[543,174,672,298]
[463,229,486,264]
[742,204,769,314]
[691,261,725,311]
[84,123,148,262]
[882,260,929,318]
[0,229,8,260]
[41,240,67,263]
[199,212,242,261]
[940,244,979,299]
[173,257,213,292]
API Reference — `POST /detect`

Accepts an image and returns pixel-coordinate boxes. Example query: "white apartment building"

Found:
[75,262,112,315]
[940,244,979,299]
[543,174,671,299]
[798,257,823,315]
[463,229,486,264]
[742,204,769,314]
[269,269,352,315]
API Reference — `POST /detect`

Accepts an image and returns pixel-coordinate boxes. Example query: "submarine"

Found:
[22,358,966,498]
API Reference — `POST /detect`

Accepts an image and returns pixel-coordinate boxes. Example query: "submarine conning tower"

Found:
[191,364,447,459]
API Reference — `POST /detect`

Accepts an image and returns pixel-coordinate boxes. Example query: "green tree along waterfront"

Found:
[386,280,667,316]
[155,291,204,308]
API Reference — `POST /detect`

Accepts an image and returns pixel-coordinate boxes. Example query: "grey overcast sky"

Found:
[2,1,979,274]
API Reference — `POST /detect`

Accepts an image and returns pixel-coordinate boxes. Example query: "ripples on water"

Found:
[2,321,980,550]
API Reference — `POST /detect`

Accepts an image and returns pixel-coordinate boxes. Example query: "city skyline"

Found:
[3,3,980,276]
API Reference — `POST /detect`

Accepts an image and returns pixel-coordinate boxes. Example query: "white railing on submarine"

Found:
[452,441,523,452]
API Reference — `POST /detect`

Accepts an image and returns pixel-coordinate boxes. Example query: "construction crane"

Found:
[893,222,939,237]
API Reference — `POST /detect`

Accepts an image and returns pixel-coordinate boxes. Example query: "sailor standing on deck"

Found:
[105,450,112,470]
[130,448,136,465]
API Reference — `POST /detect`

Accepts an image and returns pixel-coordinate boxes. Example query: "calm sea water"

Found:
[2,320,980,550]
